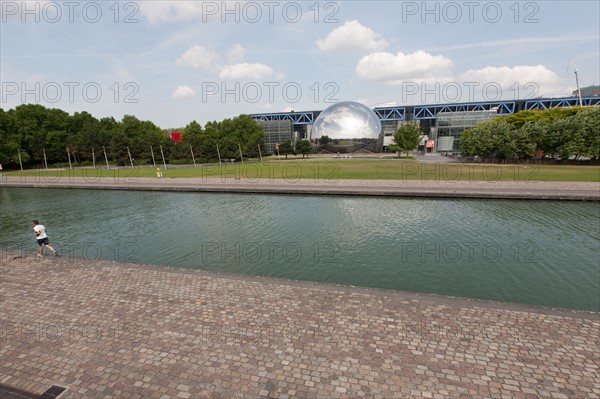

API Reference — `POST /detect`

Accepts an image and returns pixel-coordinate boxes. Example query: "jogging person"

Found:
[32,220,58,257]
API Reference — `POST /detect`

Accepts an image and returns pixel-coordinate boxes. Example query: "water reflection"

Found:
[1,188,598,311]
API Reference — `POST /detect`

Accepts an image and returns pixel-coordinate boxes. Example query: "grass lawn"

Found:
[4,160,599,182]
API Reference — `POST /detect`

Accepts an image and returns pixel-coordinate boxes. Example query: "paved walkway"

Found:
[1,253,598,398]
[1,176,599,200]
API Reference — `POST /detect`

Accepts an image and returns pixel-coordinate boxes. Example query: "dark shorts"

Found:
[37,237,50,246]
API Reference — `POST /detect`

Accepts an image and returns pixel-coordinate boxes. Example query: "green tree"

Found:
[389,124,422,157]
[200,121,220,162]
[229,115,264,158]
[502,107,581,129]
[462,106,597,161]
[187,115,265,162]
[108,115,166,165]
[70,111,101,162]
[0,108,21,166]
[45,130,69,163]
[319,135,331,145]
[296,140,312,158]
[219,135,239,160]
[491,120,517,159]
[171,124,196,162]
[279,140,295,159]
[557,116,586,160]
[11,104,50,164]
[109,128,130,165]
[519,121,546,159]
[462,121,496,158]
[182,121,203,152]
[544,118,571,159]
[574,107,600,159]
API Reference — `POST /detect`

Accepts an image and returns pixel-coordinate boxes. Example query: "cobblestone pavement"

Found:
[0,254,598,399]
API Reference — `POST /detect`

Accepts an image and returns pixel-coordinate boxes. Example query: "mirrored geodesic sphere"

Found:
[311,101,382,153]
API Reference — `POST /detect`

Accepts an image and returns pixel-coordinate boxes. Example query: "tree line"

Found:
[0,104,266,168]
[3,103,597,168]
[461,107,599,161]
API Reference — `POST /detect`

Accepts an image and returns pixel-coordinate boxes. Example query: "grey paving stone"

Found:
[0,254,598,398]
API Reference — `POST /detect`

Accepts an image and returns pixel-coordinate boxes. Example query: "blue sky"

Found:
[1,0,599,128]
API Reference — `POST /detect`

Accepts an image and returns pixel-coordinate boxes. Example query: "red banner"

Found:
[170,131,182,142]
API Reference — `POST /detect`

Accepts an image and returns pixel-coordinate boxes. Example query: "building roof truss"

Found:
[252,112,314,124]
[374,107,406,121]
[250,98,597,124]
[413,102,515,119]
[525,97,600,110]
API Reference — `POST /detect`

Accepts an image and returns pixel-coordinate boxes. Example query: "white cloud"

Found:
[459,65,569,97]
[356,51,454,84]
[227,44,247,64]
[219,63,284,80]
[176,45,218,70]
[316,20,389,53]
[176,45,282,81]
[172,85,197,99]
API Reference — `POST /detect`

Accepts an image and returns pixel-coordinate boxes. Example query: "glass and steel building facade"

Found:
[250,97,600,154]
[257,120,293,153]
[381,120,401,148]
[435,110,497,154]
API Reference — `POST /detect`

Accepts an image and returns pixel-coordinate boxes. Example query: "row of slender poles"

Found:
[16,143,266,172]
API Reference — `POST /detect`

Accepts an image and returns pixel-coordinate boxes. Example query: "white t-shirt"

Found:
[34,225,47,239]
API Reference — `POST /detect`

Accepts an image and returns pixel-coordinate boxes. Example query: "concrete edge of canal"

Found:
[2,178,600,201]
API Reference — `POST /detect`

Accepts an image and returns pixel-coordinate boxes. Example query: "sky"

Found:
[1,0,599,128]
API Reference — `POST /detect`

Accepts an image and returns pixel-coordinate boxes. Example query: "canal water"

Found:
[1,188,598,311]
